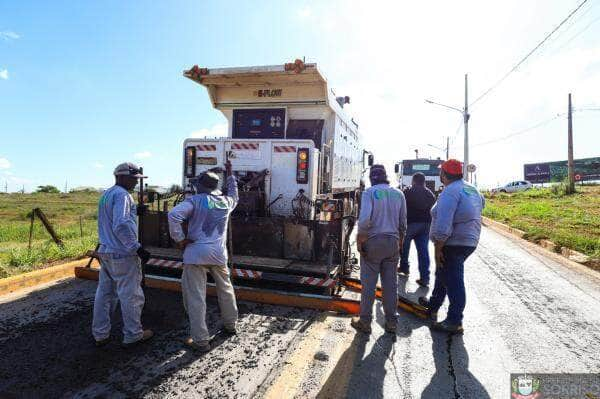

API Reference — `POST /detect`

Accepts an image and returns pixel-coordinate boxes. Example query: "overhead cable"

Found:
[469,0,590,108]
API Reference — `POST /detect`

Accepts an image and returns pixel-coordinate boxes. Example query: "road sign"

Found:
[467,164,476,173]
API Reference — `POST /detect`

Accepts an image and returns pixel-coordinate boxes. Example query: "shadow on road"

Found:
[422,330,491,399]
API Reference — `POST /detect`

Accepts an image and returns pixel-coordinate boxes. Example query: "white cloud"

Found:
[298,6,312,18]
[295,1,600,187]
[0,69,8,80]
[190,123,228,138]
[0,31,20,41]
[0,158,11,169]
[133,151,152,159]
[92,162,104,169]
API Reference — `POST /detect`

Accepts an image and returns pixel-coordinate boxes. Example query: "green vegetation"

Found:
[483,185,600,260]
[0,191,100,278]
[35,185,61,193]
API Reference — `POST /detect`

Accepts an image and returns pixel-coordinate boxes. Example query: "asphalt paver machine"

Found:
[77,60,425,317]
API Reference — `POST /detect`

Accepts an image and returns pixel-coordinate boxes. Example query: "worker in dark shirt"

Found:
[399,173,436,287]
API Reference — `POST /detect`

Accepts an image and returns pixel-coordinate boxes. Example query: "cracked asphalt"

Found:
[313,227,600,398]
[1,226,599,398]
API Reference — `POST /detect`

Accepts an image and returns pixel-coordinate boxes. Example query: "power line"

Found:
[469,0,590,108]
[472,114,564,147]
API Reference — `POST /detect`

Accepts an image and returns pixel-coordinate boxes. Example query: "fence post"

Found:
[79,216,83,238]
[33,208,64,248]
[28,210,35,252]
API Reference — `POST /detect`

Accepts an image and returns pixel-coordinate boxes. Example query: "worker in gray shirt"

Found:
[92,162,153,347]
[353,164,407,334]
[168,161,239,352]
[419,159,484,334]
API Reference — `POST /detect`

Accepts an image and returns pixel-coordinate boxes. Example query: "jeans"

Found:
[182,264,238,344]
[429,245,476,325]
[399,222,431,282]
[92,253,145,343]
[359,235,399,324]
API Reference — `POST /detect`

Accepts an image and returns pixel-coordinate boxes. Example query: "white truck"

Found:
[141,60,372,293]
[395,158,444,193]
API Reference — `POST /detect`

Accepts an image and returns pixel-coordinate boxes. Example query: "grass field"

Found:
[483,185,600,260]
[0,191,100,278]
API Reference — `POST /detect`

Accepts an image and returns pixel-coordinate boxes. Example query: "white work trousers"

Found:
[182,264,238,344]
[92,253,145,344]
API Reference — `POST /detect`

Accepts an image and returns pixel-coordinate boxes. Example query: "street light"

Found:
[424,74,470,181]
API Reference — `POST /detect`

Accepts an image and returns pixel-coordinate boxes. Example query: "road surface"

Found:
[1,227,599,398]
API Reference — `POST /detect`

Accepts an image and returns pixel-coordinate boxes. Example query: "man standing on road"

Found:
[92,162,153,347]
[399,172,436,287]
[353,164,407,334]
[419,159,485,334]
[168,161,239,352]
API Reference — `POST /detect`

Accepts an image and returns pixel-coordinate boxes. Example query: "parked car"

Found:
[493,180,533,193]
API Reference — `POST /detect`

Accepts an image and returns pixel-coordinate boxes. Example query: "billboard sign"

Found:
[524,157,600,183]
[524,163,551,183]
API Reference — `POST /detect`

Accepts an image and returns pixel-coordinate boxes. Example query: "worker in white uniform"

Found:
[92,162,153,347]
[168,161,239,352]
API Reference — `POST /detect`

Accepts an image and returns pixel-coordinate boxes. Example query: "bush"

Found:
[36,185,60,194]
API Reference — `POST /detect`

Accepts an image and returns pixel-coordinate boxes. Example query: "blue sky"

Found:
[1,1,599,191]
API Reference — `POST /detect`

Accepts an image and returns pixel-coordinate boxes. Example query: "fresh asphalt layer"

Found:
[1,227,599,398]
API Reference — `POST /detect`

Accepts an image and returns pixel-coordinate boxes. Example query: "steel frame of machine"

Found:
[75,261,427,318]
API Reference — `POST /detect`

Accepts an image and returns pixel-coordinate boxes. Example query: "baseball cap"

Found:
[113,162,146,178]
[441,159,463,175]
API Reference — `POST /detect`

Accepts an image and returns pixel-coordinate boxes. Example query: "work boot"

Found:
[223,323,237,335]
[418,297,438,321]
[184,337,211,352]
[384,320,397,334]
[350,317,372,334]
[122,329,154,348]
[415,279,429,288]
[94,337,111,347]
[431,320,464,335]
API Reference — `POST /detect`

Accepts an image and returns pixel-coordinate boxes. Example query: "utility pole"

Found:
[464,74,470,181]
[567,93,575,194]
[446,136,450,160]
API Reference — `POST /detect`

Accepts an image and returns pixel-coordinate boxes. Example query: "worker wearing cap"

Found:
[419,159,485,334]
[168,161,239,352]
[352,164,407,334]
[92,162,153,347]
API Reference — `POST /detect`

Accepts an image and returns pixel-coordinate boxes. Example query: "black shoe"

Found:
[417,297,438,320]
[94,337,111,347]
[431,320,464,334]
[416,279,429,288]
[397,269,410,277]
[223,324,237,335]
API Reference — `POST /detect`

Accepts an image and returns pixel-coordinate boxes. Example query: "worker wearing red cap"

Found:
[419,159,485,334]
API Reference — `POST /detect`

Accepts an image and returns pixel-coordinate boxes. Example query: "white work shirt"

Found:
[97,185,140,255]
[168,176,239,266]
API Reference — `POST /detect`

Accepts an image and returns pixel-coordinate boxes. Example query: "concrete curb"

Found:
[482,216,599,271]
[0,258,97,297]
